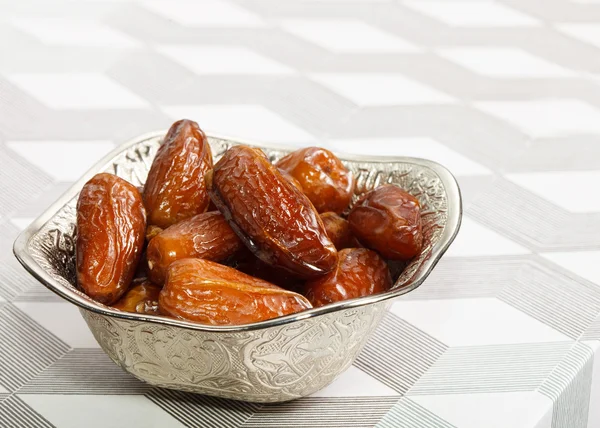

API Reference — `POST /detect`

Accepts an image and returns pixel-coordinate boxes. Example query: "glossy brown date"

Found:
[348,184,422,260]
[159,258,312,325]
[207,145,338,278]
[143,119,213,229]
[146,211,243,285]
[320,212,361,250]
[76,173,146,305]
[304,248,392,307]
[112,280,161,315]
[276,147,354,214]
[279,168,303,191]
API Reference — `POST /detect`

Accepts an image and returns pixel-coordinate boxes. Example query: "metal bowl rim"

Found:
[13,130,462,333]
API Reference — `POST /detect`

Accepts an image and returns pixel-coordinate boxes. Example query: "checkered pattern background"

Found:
[1,0,600,427]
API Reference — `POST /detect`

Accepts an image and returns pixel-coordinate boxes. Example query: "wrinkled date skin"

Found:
[278,168,303,191]
[348,185,423,261]
[143,119,213,229]
[112,280,161,315]
[320,212,361,250]
[146,211,243,285]
[207,145,338,278]
[304,248,392,307]
[159,258,312,325]
[276,147,354,214]
[76,173,146,305]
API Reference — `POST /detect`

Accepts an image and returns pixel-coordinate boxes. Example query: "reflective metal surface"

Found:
[13,132,462,402]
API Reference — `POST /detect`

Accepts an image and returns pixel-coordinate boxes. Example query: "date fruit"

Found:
[112,280,160,315]
[143,119,213,229]
[320,212,361,250]
[276,147,354,214]
[146,211,243,285]
[159,258,312,325]
[349,184,422,260]
[207,145,337,278]
[77,173,146,305]
[279,168,303,191]
[304,248,392,307]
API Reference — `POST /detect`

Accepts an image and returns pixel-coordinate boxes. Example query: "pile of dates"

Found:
[76,119,423,326]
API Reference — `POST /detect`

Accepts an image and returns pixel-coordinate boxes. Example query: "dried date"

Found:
[159,258,312,325]
[304,248,392,307]
[276,147,354,214]
[279,168,303,191]
[348,184,422,260]
[207,145,337,278]
[76,173,146,304]
[143,119,213,228]
[146,211,243,285]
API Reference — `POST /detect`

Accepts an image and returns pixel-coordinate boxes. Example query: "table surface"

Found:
[1,0,600,427]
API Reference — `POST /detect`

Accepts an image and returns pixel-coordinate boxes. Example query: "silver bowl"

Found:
[13,132,462,403]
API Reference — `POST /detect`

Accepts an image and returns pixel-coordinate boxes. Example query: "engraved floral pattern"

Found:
[82,304,387,402]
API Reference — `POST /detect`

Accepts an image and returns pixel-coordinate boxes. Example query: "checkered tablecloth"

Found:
[1,0,600,427]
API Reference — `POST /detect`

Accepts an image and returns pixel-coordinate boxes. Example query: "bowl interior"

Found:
[15,133,461,331]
